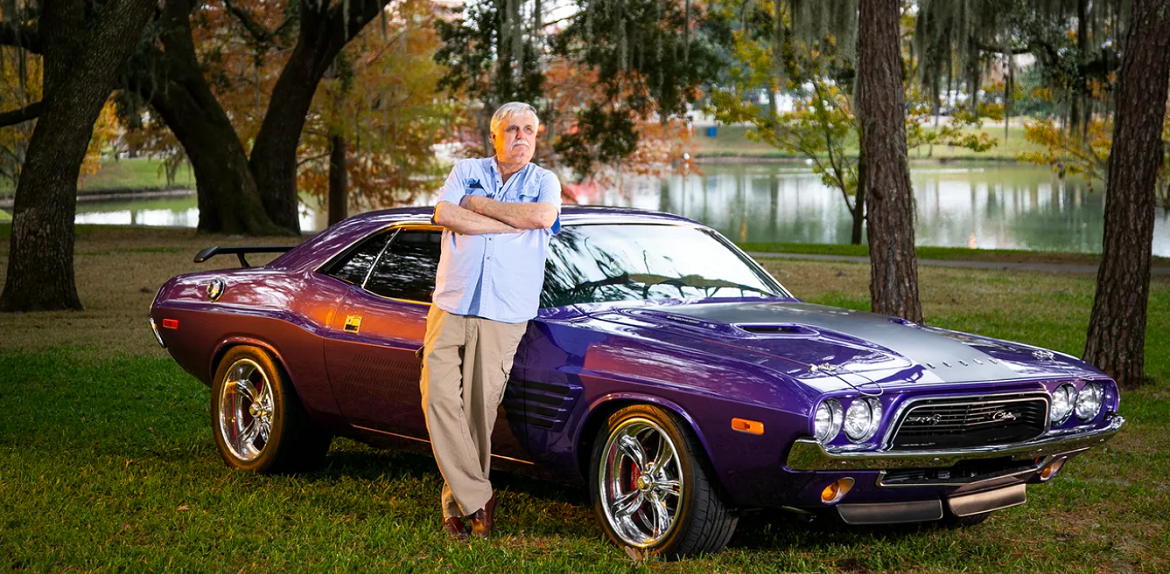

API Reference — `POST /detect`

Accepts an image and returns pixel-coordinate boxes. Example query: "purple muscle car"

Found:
[150,207,1124,558]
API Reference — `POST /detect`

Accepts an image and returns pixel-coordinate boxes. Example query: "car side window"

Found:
[365,230,442,301]
[325,232,392,286]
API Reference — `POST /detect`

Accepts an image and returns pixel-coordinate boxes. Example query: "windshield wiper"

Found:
[567,272,775,299]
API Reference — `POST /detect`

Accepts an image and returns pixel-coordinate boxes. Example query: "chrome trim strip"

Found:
[786,415,1123,471]
[882,391,1051,449]
[351,425,536,465]
[947,484,1027,517]
[875,459,1047,488]
[149,318,166,348]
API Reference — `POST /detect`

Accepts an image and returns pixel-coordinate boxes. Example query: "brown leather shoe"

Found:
[442,516,468,541]
[467,493,497,539]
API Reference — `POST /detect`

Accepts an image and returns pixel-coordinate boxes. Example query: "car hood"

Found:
[584,299,1104,388]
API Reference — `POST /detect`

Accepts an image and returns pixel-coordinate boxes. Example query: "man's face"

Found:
[491,112,538,165]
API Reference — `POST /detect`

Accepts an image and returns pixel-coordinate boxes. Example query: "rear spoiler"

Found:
[193,245,294,268]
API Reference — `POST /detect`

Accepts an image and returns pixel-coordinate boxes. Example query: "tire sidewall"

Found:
[210,346,289,473]
[589,404,699,556]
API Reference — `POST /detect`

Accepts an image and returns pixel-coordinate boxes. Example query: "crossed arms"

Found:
[433,196,557,235]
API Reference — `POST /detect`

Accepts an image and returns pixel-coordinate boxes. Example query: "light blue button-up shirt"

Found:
[431,157,562,323]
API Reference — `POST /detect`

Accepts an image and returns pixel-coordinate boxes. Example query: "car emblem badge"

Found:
[993,411,1018,421]
[906,414,944,425]
[1032,350,1055,361]
[206,279,225,301]
[344,315,362,334]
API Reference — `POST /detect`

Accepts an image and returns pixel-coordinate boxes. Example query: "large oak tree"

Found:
[0,0,156,312]
[134,0,397,235]
[1082,0,1170,388]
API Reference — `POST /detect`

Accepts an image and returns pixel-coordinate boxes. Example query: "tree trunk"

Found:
[850,175,866,245]
[857,0,922,322]
[1082,0,1170,388]
[0,0,155,312]
[328,133,348,226]
[143,0,286,236]
[251,0,391,233]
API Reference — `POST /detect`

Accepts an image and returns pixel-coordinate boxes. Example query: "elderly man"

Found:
[421,102,561,540]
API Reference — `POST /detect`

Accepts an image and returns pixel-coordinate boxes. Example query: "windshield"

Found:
[541,223,788,308]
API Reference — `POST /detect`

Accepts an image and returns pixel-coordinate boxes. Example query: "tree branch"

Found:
[0,101,43,127]
[0,21,41,54]
[223,0,274,46]
[973,40,1030,56]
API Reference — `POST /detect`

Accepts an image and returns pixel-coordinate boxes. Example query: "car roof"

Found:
[272,206,702,271]
[343,205,699,227]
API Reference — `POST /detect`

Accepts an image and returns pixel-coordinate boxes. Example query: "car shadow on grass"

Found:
[729,509,938,552]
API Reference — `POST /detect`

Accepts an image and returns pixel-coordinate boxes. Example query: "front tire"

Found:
[211,346,331,473]
[589,405,738,559]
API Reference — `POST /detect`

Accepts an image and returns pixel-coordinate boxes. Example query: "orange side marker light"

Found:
[731,418,764,435]
[162,318,179,330]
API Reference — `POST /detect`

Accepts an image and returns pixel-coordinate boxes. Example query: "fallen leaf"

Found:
[177,505,190,511]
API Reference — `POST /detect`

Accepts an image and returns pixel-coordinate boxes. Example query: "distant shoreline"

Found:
[0,153,1036,209]
[0,188,195,209]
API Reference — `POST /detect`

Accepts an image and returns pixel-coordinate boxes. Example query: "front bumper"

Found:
[786,415,1124,472]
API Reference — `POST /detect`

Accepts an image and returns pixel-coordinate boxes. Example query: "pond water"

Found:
[72,162,1170,256]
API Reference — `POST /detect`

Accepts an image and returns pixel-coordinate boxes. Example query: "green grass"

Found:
[695,125,1044,162]
[1,226,1168,572]
[0,158,194,198]
[738,242,1170,268]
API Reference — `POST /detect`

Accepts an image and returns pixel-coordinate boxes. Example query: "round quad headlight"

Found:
[844,397,883,442]
[814,399,844,444]
[1075,382,1104,421]
[1049,383,1077,425]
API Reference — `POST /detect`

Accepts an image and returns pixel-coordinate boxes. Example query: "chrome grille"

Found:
[889,394,1048,450]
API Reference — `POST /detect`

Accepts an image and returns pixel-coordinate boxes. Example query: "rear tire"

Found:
[210,346,332,473]
[589,405,738,559]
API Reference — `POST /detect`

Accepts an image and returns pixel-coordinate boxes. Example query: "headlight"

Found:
[814,399,844,444]
[844,397,883,442]
[1050,383,1077,425]
[1076,382,1104,421]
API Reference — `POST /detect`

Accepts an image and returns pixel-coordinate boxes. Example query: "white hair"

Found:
[490,102,540,134]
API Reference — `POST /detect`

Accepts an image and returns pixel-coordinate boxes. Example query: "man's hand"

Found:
[434,201,520,235]
[461,196,557,230]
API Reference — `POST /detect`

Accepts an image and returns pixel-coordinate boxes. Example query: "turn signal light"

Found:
[731,418,764,435]
[1039,458,1066,482]
[162,318,179,330]
[821,477,855,504]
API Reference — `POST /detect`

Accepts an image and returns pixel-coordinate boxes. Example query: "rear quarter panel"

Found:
[151,268,349,423]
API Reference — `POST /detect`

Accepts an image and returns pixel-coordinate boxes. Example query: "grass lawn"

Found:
[737,242,1170,268]
[1,226,1167,573]
[695,125,1044,162]
[0,158,194,199]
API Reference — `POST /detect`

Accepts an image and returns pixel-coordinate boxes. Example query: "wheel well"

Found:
[576,399,709,482]
[211,341,288,383]
[576,400,637,480]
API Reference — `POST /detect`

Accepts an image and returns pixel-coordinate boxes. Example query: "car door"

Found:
[321,225,530,459]
[322,227,434,439]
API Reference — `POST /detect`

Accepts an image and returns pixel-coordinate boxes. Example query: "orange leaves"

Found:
[1018,117,1114,187]
[295,0,458,208]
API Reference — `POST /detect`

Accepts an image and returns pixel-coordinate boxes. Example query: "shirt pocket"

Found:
[515,190,539,203]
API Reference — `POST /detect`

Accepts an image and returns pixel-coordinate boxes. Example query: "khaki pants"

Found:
[420,305,527,518]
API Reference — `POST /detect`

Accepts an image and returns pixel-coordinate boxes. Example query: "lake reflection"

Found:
[72,163,1170,256]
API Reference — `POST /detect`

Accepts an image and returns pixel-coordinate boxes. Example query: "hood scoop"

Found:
[734,324,819,336]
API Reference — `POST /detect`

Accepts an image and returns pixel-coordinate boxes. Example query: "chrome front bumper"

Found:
[786,415,1124,472]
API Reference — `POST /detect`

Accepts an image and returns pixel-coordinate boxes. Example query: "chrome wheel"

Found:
[217,358,273,462]
[598,417,684,548]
